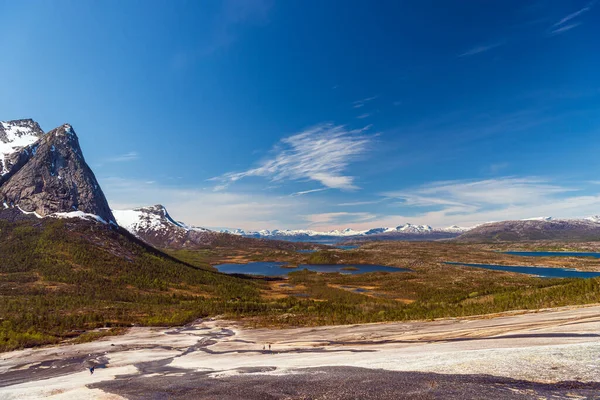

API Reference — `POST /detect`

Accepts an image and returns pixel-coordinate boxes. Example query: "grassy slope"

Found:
[0,218,270,351]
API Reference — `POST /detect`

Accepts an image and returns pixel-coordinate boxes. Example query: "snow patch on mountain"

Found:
[113,205,211,236]
[51,211,109,224]
[0,119,44,175]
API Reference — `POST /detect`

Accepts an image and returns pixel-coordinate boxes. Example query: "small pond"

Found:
[504,251,600,258]
[445,262,600,279]
[214,261,410,276]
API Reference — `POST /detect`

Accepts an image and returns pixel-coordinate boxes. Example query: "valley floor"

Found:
[2,304,600,399]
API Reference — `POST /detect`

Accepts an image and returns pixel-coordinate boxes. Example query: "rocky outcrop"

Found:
[0,122,115,223]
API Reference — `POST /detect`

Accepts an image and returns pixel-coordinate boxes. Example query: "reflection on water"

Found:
[215,261,410,276]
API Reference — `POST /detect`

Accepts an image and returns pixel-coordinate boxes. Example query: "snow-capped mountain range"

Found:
[111,204,322,251]
[221,223,471,239]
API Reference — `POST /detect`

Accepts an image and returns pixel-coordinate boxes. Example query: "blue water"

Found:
[445,262,600,279]
[505,251,600,258]
[298,264,409,274]
[297,249,316,253]
[214,261,410,276]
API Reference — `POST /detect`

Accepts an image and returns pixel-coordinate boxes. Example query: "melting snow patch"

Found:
[0,122,41,176]
[52,211,108,224]
[16,206,42,218]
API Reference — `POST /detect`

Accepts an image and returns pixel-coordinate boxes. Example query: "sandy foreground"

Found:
[2,305,600,399]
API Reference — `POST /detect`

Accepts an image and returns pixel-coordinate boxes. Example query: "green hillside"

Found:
[0,218,268,351]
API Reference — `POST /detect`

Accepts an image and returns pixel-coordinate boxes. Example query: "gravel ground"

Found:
[90,366,600,400]
[2,305,600,399]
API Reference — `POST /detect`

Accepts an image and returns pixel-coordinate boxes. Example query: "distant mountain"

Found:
[113,204,323,251]
[454,218,600,242]
[221,223,471,243]
[0,119,114,223]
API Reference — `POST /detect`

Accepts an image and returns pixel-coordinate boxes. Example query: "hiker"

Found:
[268,343,271,351]
[89,366,95,375]
[262,344,265,350]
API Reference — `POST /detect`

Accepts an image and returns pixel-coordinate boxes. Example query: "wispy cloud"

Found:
[106,151,139,163]
[353,96,378,109]
[548,1,595,35]
[337,199,386,206]
[488,162,509,174]
[459,42,505,57]
[384,177,572,208]
[553,1,595,27]
[305,212,377,227]
[549,22,582,35]
[357,113,372,119]
[212,123,375,190]
[290,188,329,197]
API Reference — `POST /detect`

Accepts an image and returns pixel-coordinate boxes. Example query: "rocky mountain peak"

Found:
[0,121,115,223]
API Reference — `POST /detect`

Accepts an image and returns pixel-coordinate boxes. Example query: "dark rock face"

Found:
[0,123,115,223]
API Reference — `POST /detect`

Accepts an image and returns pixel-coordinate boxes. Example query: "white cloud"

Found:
[304,212,377,228]
[547,1,595,35]
[553,1,595,27]
[385,177,573,208]
[367,177,600,228]
[459,42,504,57]
[337,199,386,206]
[290,188,329,197]
[352,96,378,108]
[549,22,582,35]
[105,151,139,163]
[213,123,375,190]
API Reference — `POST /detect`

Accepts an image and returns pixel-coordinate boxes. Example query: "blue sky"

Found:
[1,0,600,230]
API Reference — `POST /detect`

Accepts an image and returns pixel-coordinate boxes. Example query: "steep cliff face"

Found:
[0,121,115,223]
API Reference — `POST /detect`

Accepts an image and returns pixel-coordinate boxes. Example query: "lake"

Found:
[214,261,410,276]
[505,251,600,259]
[445,262,600,279]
